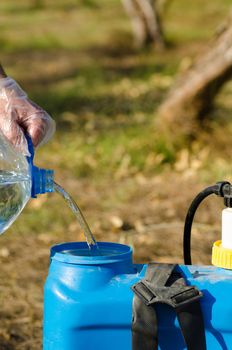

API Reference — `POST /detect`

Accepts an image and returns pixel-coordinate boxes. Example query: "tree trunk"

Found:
[31,0,44,9]
[157,14,232,137]
[122,0,165,48]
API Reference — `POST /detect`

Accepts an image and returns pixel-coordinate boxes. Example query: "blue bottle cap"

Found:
[26,135,54,198]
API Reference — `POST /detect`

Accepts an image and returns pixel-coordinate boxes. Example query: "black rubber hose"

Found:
[183,185,219,265]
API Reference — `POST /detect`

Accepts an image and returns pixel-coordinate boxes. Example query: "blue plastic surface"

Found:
[43,242,232,350]
[26,135,54,198]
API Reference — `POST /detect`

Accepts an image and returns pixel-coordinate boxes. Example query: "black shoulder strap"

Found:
[132,295,158,350]
[131,263,206,350]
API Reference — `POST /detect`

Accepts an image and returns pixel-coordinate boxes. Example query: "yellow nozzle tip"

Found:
[212,240,232,269]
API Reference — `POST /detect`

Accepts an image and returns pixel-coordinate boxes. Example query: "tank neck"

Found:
[50,242,135,290]
[51,242,133,267]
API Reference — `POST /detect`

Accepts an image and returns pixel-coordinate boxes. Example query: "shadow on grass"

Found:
[1,0,101,14]
[32,88,164,128]
[31,91,164,133]
[3,31,174,130]
[11,47,169,86]
[18,46,168,129]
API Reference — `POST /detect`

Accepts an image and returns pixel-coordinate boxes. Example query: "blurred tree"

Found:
[122,0,165,48]
[31,0,44,9]
[158,12,232,137]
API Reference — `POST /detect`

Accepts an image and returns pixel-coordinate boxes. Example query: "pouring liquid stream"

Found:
[0,171,100,255]
[54,182,100,255]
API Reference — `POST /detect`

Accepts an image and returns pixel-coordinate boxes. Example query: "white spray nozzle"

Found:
[222,208,232,250]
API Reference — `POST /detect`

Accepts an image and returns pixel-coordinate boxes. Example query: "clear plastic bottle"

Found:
[0,133,54,234]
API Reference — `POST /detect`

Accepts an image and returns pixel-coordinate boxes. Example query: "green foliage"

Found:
[0,0,231,237]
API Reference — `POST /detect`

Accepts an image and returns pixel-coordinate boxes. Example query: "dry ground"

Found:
[0,0,232,348]
[0,171,225,349]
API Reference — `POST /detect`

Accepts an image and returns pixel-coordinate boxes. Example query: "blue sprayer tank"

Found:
[43,241,232,350]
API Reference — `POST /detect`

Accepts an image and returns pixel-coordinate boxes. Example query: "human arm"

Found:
[0,63,55,155]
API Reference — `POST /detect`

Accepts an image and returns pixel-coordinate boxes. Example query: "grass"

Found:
[0,0,232,236]
[1,3,232,348]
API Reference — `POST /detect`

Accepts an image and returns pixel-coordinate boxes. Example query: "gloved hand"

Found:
[0,77,55,155]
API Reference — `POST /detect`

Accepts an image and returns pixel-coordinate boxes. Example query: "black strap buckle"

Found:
[132,281,157,306]
[168,286,203,309]
[132,280,202,308]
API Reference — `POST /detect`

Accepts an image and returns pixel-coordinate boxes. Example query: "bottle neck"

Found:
[26,136,54,198]
[31,166,54,198]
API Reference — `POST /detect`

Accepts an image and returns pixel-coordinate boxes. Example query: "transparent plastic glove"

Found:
[0,77,55,156]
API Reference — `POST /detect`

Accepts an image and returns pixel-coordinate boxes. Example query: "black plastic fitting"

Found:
[220,183,232,208]
[215,181,231,197]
